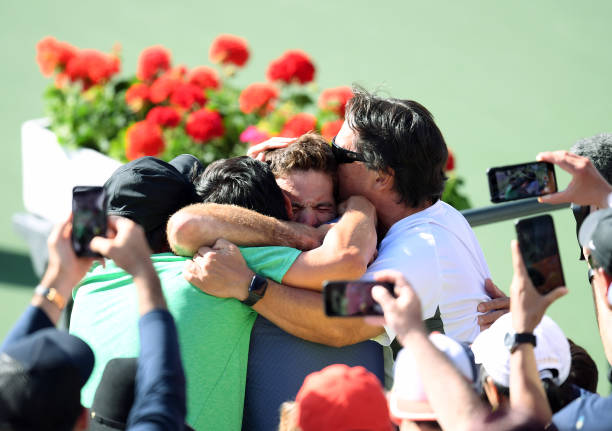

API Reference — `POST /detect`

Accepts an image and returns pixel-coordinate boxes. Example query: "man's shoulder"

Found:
[553,391,612,430]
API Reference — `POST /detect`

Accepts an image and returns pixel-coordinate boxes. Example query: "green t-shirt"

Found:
[69,246,300,431]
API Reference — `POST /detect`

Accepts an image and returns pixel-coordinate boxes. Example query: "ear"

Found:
[283,193,293,220]
[599,268,612,310]
[483,376,500,410]
[74,406,89,430]
[373,167,395,192]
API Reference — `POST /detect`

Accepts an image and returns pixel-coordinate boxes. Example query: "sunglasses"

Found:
[331,136,366,164]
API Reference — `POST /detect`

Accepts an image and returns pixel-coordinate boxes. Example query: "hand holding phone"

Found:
[515,215,565,295]
[71,186,107,257]
[488,162,557,203]
[323,280,395,317]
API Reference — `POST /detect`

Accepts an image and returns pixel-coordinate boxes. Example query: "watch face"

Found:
[504,332,514,351]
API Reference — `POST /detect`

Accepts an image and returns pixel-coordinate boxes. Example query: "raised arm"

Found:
[167,203,322,256]
[281,196,378,290]
[183,239,383,347]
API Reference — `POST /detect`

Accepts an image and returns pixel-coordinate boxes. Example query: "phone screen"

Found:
[487,162,557,203]
[323,280,394,317]
[515,215,565,295]
[71,186,107,257]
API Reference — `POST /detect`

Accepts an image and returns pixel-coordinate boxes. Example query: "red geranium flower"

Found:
[446,148,455,172]
[209,34,249,67]
[36,36,77,77]
[280,113,317,138]
[318,86,353,118]
[170,83,206,110]
[239,83,279,114]
[239,125,270,145]
[137,45,171,81]
[65,49,120,88]
[266,50,315,85]
[125,83,150,111]
[188,66,220,91]
[186,108,225,143]
[149,76,182,104]
[146,106,181,128]
[320,119,344,142]
[125,121,165,160]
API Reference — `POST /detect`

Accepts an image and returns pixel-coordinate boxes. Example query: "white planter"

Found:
[21,119,122,224]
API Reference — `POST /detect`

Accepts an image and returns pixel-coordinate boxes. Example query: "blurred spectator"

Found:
[0,215,186,430]
[565,339,598,394]
[278,364,392,431]
[389,333,480,430]
[471,313,573,413]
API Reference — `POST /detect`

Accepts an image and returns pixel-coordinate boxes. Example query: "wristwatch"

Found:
[34,284,66,310]
[241,274,268,307]
[504,332,536,353]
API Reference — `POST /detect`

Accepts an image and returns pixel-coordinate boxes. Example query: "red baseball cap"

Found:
[295,364,392,431]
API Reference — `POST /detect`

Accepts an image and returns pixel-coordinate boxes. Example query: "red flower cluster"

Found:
[188,66,220,91]
[321,119,343,142]
[137,46,171,81]
[267,50,315,85]
[170,83,207,110]
[64,49,120,88]
[318,86,353,118]
[125,83,149,111]
[146,106,181,128]
[36,36,77,77]
[280,113,317,138]
[209,34,249,67]
[239,83,279,114]
[125,121,165,160]
[186,108,225,143]
[446,149,455,172]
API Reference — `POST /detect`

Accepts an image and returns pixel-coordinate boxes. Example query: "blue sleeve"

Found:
[0,305,54,351]
[553,391,612,431]
[126,310,187,430]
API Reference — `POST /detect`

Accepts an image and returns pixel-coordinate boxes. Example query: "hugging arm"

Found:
[167,203,321,256]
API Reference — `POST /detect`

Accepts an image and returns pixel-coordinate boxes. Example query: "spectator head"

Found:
[266,134,337,227]
[471,313,572,413]
[0,328,94,431]
[579,208,612,308]
[571,133,612,184]
[105,155,203,253]
[338,87,448,211]
[195,156,290,221]
[89,357,195,431]
[389,333,479,430]
[565,339,599,393]
[284,364,391,431]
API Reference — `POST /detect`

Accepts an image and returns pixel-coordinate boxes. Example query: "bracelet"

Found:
[34,284,66,310]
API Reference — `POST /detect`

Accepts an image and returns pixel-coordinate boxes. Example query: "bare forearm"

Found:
[167,203,320,256]
[281,199,377,290]
[510,345,552,424]
[253,281,383,347]
[400,330,487,431]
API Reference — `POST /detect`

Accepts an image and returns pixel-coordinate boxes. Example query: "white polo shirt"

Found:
[368,200,491,344]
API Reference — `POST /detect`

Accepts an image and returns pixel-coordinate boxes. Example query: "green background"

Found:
[1,1,611,392]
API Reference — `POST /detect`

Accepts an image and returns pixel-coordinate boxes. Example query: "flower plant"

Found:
[36,34,471,209]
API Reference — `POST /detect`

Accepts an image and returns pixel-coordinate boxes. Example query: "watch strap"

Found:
[35,284,66,310]
[241,274,268,307]
[506,332,536,353]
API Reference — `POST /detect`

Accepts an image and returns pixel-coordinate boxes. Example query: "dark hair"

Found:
[565,338,599,393]
[345,87,448,208]
[195,156,289,220]
[571,133,612,183]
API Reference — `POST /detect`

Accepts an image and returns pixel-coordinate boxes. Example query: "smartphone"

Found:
[323,280,395,317]
[71,186,107,257]
[487,161,557,203]
[515,215,565,295]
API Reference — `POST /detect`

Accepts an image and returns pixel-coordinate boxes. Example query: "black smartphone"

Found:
[71,186,107,257]
[487,161,557,203]
[515,215,565,295]
[323,280,395,317]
